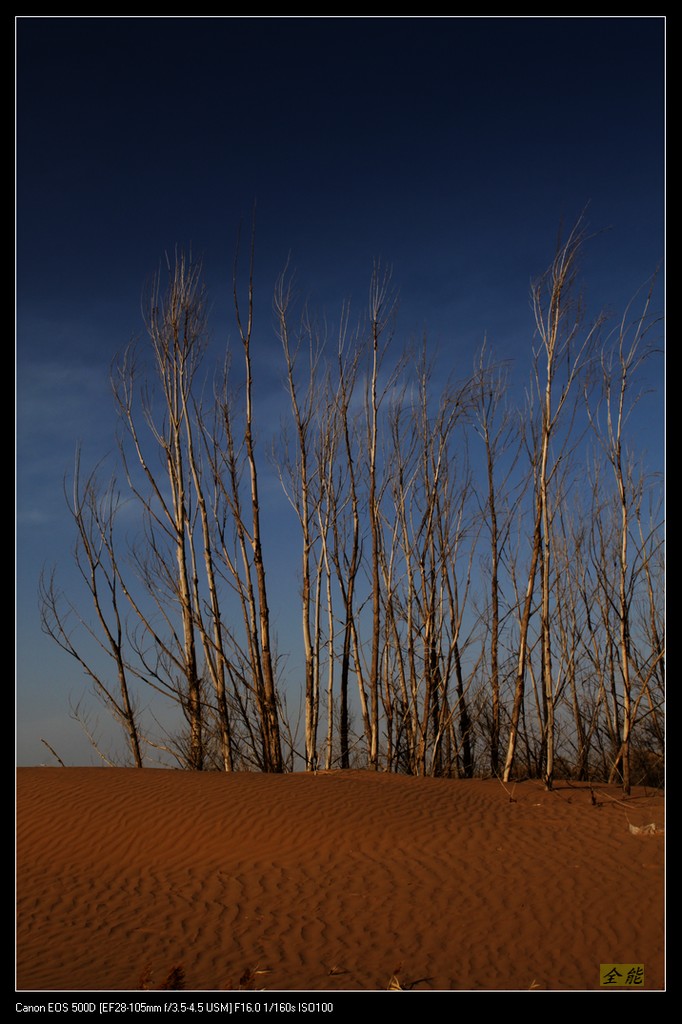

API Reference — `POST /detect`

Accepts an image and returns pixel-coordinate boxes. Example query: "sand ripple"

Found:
[16,768,664,991]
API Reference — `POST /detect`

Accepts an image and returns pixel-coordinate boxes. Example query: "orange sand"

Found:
[16,768,665,992]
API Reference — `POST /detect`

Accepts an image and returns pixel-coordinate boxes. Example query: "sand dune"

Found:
[16,768,664,992]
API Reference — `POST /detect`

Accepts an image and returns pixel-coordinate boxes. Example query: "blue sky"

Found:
[16,16,665,766]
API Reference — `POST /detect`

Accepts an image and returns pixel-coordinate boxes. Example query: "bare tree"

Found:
[363,264,397,769]
[112,252,211,770]
[38,224,663,783]
[472,341,519,775]
[587,277,662,791]
[39,452,144,767]
[314,384,339,769]
[501,423,543,783]
[553,497,600,780]
[632,488,665,771]
[220,224,283,772]
[273,271,325,770]
[327,317,364,769]
[380,347,476,776]
[529,217,600,789]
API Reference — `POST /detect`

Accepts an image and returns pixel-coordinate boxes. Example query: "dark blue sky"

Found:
[16,16,665,766]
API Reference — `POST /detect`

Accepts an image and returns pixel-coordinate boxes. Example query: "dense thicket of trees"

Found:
[40,223,664,792]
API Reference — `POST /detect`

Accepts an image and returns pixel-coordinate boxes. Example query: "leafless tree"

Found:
[379,347,477,776]
[207,226,284,772]
[472,341,519,775]
[39,452,144,767]
[552,497,601,780]
[528,217,601,789]
[38,224,663,783]
[587,278,663,791]
[501,435,543,783]
[112,252,212,770]
[273,270,326,770]
[326,316,363,768]
[363,264,398,769]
